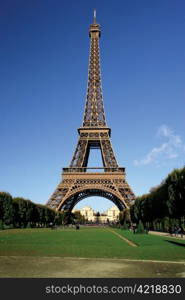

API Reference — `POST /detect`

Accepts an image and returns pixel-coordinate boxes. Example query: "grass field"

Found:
[0,227,184,277]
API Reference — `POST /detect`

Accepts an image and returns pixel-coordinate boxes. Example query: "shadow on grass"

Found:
[165,240,185,247]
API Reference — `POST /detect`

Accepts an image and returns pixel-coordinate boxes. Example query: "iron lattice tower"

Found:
[47,12,135,211]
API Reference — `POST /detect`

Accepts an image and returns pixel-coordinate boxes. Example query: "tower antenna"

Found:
[93,9,96,23]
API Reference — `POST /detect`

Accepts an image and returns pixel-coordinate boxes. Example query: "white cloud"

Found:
[134,125,185,166]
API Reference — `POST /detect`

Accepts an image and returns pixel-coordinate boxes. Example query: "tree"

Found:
[0,192,4,220]
[166,168,185,226]
[136,220,145,234]
[131,198,143,224]
[130,204,137,223]
[13,197,29,228]
[12,199,20,227]
[36,204,47,227]
[131,166,185,232]
[73,211,85,224]
[45,207,55,226]
[0,192,13,226]
[119,209,131,225]
[54,211,65,226]
[0,220,4,230]
[122,220,128,229]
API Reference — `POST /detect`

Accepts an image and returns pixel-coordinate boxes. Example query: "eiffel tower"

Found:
[47,11,135,211]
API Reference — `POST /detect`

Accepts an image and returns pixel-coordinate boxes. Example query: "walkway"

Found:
[0,256,184,278]
[149,231,184,239]
[107,229,138,247]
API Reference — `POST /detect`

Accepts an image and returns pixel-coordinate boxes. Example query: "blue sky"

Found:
[0,0,185,212]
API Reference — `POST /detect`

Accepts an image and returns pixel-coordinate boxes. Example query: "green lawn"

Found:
[114,228,185,261]
[0,227,184,261]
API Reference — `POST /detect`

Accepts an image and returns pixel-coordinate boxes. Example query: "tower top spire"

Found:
[84,11,105,128]
[93,9,96,24]
[89,9,101,38]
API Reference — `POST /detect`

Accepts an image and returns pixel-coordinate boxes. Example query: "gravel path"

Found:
[107,229,138,247]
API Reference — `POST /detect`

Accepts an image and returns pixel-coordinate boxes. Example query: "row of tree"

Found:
[1,166,184,231]
[0,192,85,229]
[130,167,185,231]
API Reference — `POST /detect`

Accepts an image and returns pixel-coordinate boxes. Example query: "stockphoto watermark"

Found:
[0,278,185,299]
[44,282,184,296]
